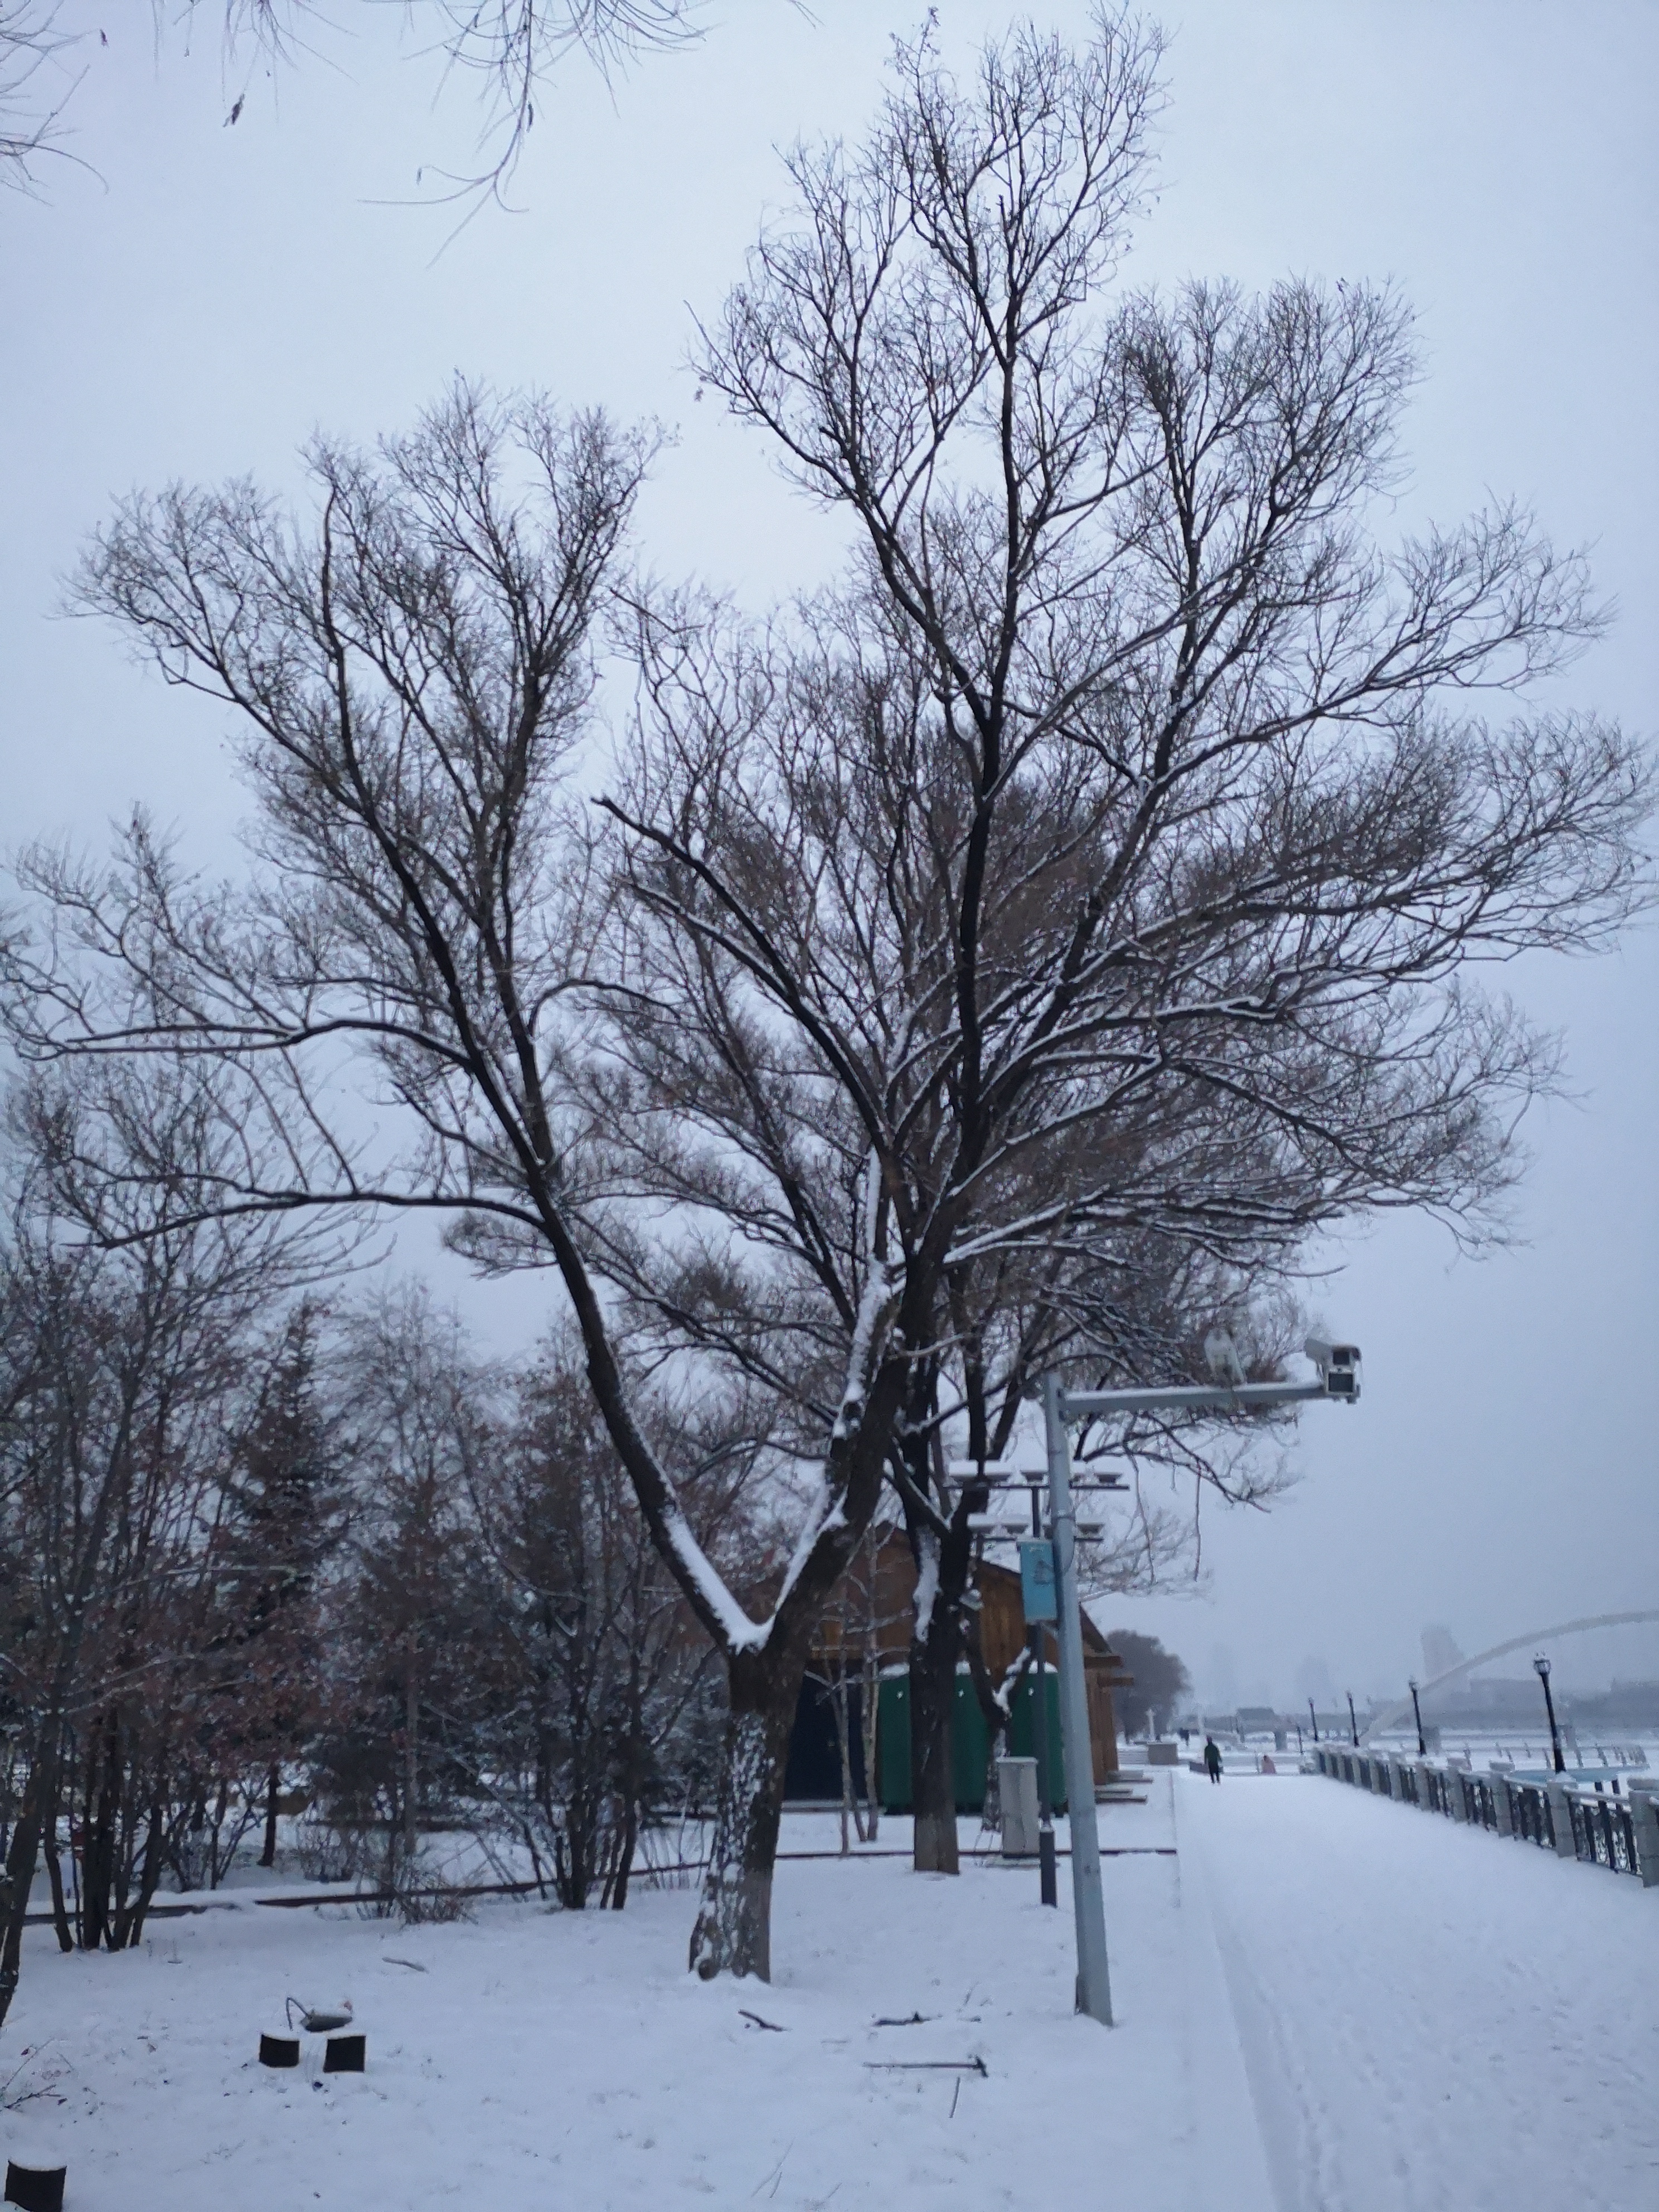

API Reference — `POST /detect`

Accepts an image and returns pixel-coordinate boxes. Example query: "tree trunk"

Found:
[909,1617,959,1874]
[43,1778,72,1957]
[82,1715,120,1946]
[687,1650,799,1982]
[260,1760,280,1869]
[963,1610,1007,1827]
[403,1628,419,1880]
[905,1478,987,1875]
[860,1648,880,1843]
[0,1748,50,2034]
[829,1671,854,1855]
[608,1796,637,1910]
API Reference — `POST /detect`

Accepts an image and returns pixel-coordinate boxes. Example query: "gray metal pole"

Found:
[1028,1482,1058,1908]
[1042,1372,1113,2026]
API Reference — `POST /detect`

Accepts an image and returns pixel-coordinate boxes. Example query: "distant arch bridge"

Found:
[1360,1610,1659,1745]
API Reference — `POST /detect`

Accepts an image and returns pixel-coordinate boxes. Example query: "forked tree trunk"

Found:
[113,1798,166,1951]
[688,1650,801,1982]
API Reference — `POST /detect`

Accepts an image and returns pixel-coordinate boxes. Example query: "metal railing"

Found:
[1312,1746,1656,1886]
[1570,1792,1638,1877]
[1511,1781,1555,1850]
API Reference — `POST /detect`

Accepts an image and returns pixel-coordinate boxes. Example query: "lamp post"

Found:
[1409,1677,1426,1758]
[1308,1697,1319,1745]
[1037,1332,1361,2026]
[1534,1652,1566,1774]
[1346,1692,1359,1748]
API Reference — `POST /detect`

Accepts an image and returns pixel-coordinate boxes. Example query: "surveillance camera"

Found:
[1303,1335,1362,1400]
[1204,1328,1248,1387]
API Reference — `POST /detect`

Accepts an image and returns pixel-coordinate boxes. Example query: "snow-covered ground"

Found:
[1183,1768,1659,2211]
[4,1775,1657,2210]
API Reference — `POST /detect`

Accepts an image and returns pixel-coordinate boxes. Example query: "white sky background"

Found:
[2,1,1656,1707]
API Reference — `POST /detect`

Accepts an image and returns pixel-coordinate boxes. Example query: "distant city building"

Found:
[1421,1624,1468,1682]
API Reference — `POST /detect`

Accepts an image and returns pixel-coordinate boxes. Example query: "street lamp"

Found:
[1308,1696,1319,1745]
[1408,1677,1425,1758]
[1038,1332,1361,2025]
[1346,1692,1359,1748]
[1533,1652,1566,1774]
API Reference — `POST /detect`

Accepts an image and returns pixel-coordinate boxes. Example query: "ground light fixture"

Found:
[1037,1333,1362,2026]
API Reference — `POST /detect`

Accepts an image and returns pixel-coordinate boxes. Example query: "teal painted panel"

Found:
[953,1678,990,1808]
[877,1673,996,1812]
[878,1675,911,1811]
[1006,1671,1069,1811]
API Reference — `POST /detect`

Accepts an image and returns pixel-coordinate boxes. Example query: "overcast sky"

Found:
[3,1,1655,1710]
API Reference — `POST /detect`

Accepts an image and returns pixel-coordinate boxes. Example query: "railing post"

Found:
[1545,1781,1577,1859]
[1626,1791,1659,1887]
[1491,1773,1515,1836]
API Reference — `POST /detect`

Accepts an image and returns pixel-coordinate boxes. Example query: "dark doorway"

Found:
[783,1675,868,1802]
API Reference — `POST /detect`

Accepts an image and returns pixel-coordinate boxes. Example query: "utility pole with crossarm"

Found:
[1040,1335,1362,2025]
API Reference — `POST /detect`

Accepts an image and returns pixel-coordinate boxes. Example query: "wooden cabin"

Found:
[787,1526,1133,1806]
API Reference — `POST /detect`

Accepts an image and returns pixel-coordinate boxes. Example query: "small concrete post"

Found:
[1545,1781,1578,1859]
[1414,1760,1434,1810]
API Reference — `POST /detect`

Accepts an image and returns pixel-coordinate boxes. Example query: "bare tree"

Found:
[4,14,1651,1977]
[579,8,1647,1876]
[3,381,906,1983]
[0,1,77,189]
[5,3,700,199]
[0,1061,331,2031]
[463,1334,750,1908]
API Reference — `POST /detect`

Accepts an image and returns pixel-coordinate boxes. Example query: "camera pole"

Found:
[1035,1335,1361,2029]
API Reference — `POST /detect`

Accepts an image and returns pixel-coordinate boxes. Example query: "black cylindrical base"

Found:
[4,2160,66,2212]
[323,2034,365,2073]
[259,2033,300,2068]
[1038,1827,1058,1908]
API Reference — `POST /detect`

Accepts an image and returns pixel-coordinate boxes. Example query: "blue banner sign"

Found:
[1020,1538,1058,1622]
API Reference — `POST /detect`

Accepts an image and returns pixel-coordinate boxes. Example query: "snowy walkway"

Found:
[1183,1768,1659,2211]
[3,1779,1656,2208]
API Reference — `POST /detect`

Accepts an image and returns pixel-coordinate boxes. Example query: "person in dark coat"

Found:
[1204,1736,1223,1783]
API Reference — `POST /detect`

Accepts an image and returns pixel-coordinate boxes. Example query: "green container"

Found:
[876,1671,1069,1813]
